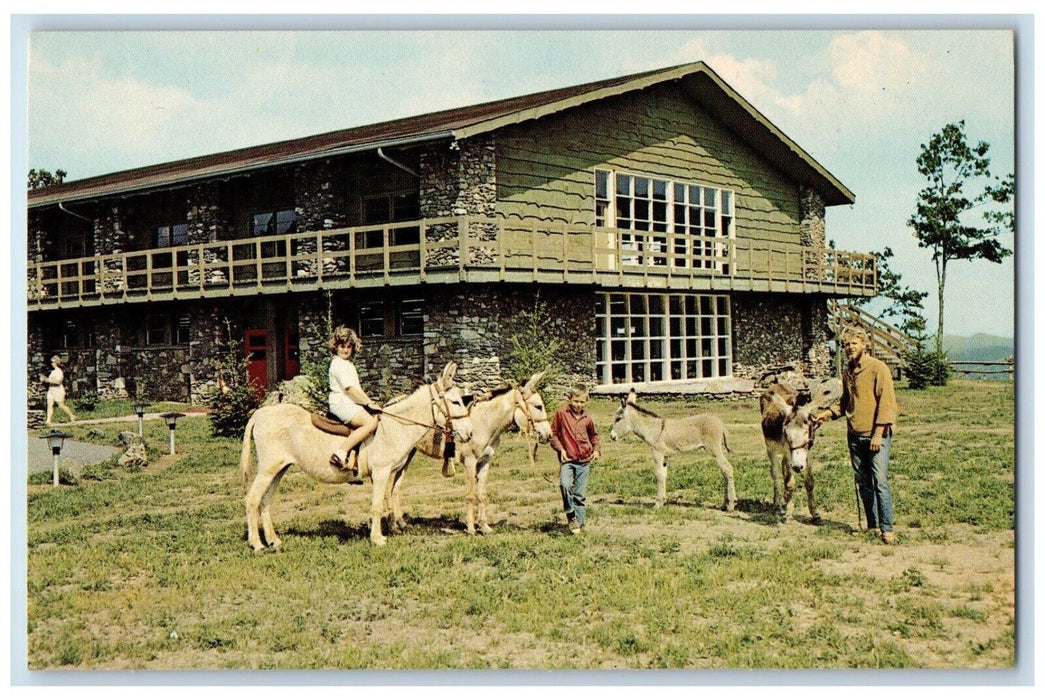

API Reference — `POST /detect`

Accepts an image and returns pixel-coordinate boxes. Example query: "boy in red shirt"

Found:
[549,384,601,534]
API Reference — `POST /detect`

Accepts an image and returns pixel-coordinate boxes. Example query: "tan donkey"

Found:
[610,389,736,511]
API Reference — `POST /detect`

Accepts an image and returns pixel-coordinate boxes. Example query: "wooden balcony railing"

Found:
[27,216,877,309]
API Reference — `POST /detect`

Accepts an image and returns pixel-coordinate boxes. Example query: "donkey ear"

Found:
[767,390,794,418]
[524,369,547,392]
[439,361,458,388]
[627,388,638,405]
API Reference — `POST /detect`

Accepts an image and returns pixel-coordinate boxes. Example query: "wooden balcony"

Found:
[27,216,877,310]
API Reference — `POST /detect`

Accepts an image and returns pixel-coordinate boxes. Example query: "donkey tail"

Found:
[240,411,259,492]
[722,426,733,454]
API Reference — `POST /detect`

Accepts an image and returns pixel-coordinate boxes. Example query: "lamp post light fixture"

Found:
[41,429,71,487]
[160,412,185,455]
[134,399,147,437]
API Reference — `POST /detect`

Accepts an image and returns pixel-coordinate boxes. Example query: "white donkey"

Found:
[760,378,841,523]
[395,370,552,535]
[610,389,736,511]
[240,362,472,548]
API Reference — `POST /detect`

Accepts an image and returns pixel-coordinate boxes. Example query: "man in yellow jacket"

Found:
[818,326,900,544]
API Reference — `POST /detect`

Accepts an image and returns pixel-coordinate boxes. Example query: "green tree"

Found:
[856,247,928,336]
[907,121,1013,353]
[505,293,562,386]
[28,168,67,189]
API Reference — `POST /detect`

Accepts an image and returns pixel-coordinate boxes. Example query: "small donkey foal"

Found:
[610,389,736,511]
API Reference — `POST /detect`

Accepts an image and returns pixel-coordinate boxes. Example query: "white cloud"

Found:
[28,54,200,171]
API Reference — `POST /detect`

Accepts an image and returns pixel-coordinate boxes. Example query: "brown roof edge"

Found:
[29,60,854,208]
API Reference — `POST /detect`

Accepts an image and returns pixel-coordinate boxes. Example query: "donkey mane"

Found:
[627,400,661,419]
[478,385,515,401]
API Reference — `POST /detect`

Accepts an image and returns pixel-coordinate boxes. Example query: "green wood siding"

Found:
[495,84,801,244]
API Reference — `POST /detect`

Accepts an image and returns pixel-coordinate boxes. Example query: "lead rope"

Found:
[516,388,556,485]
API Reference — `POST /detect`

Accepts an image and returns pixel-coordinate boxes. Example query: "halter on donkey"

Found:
[240,362,472,548]
[395,370,553,535]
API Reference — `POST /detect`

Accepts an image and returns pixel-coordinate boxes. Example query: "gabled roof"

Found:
[28,61,854,208]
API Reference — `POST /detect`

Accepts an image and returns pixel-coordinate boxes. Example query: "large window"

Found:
[42,316,96,350]
[252,209,297,236]
[596,292,731,385]
[595,169,734,271]
[357,298,424,338]
[156,223,189,248]
[141,313,191,346]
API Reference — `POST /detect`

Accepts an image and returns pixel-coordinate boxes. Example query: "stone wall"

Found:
[94,204,130,294]
[92,318,126,400]
[187,305,235,403]
[186,183,231,285]
[294,160,348,277]
[731,293,832,382]
[423,285,596,396]
[799,186,826,248]
[121,346,192,402]
[420,136,497,267]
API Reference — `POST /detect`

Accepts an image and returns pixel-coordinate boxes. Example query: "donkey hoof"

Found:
[810,514,823,525]
[653,501,665,510]
[724,502,736,513]
[480,524,493,536]
[370,536,387,546]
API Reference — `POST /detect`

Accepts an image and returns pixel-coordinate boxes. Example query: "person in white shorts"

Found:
[40,354,76,425]
[327,326,380,479]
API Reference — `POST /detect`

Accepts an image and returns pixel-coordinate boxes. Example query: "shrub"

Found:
[73,390,100,413]
[505,293,563,385]
[205,316,262,438]
[206,380,261,438]
[904,336,950,390]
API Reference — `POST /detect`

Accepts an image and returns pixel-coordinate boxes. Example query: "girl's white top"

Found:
[328,356,362,421]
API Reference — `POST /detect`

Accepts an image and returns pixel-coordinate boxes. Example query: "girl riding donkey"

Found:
[327,325,381,481]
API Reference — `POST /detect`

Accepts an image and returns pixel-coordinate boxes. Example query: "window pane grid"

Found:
[601,170,734,270]
[596,292,731,385]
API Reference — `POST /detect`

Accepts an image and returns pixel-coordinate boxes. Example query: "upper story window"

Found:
[252,209,297,237]
[594,169,735,270]
[363,191,420,225]
[156,223,189,248]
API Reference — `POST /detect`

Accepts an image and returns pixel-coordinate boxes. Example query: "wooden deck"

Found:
[27,216,877,310]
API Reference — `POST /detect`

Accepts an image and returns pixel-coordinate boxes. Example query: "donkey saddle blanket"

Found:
[311,412,355,437]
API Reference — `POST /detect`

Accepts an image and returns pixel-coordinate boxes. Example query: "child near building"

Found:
[327,326,380,482]
[549,383,601,534]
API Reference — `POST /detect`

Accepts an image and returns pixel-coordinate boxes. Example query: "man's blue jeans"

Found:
[559,461,591,526]
[848,434,894,533]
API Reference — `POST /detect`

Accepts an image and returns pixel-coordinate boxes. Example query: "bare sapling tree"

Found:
[907,120,1013,354]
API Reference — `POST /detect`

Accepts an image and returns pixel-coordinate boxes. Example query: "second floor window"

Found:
[594,169,735,270]
[156,223,189,248]
[363,191,420,226]
[252,209,297,236]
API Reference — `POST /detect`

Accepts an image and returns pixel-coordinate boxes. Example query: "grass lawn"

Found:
[25,379,1015,670]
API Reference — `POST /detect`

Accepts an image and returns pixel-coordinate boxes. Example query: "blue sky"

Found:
[20,21,1022,338]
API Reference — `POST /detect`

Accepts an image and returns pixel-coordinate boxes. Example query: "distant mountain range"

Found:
[942,334,1014,380]
[943,333,1014,362]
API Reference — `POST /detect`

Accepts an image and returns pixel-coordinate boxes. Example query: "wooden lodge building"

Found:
[26,62,875,403]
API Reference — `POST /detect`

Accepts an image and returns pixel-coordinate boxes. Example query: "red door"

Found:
[245,329,268,399]
[284,330,300,379]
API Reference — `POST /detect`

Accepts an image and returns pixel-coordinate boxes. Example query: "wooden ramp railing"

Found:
[827,300,919,377]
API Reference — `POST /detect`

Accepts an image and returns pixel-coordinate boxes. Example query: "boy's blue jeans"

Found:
[559,461,591,526]
[848,434,894,533]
